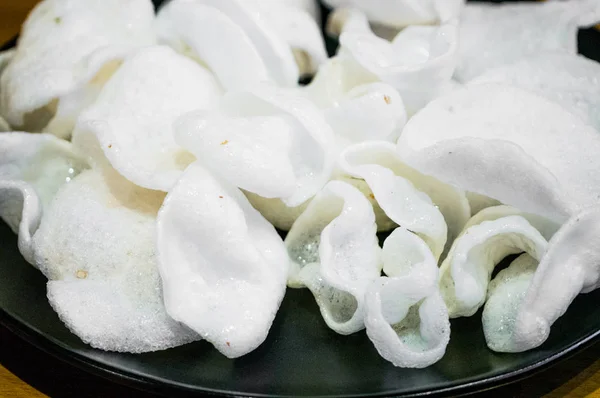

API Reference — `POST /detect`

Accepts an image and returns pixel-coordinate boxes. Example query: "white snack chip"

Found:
[337,10,459,113]
[323,0,464,28]
[194,0,297,85]
[177,113,297,199]
[157,0,272,89]
[33,168,197,353]
[397,84,600,222]
[304,55,376,107]
[176,83,335,207]
[365,284,450,368]
[304,57,406,149]
[0,133,87,262]
[43,57,122,139]
[0,0,155,135]
[286,181,380,334]
[251,1,328,76]
[462,205,560,242]
[470,52,600,131]
[157,162,288,358]
[482,254,537,352]
[332,176,395,232]
[244,192,309,232]
[439,215,547,318]
[73,45,222,192]
[365,228,450,368]
[484,206,600,352]
[157,0,326,88]
[456,1,600,81]
[324,82,406,147]
[339,141,470,259]
[381,227,437,281]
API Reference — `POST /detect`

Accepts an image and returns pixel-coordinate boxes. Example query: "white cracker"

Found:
[439,215,547,318]
[33,168,197,353]
[157,0,272,90]
[398,84,600,222]
[251,1,327,76]
[470,52,600,131]
[157,0,325,88]
[0,133,87,262]
[365,228,450,368]
[484,206,600,352]
[244,191,310,231]
[73,45,222,192]
[157,162,288,358]
[0,0,155,135]
[456,1,600,81]
[337,10,459,113]
[197,0,298,85]
[176,83,335,207]
[304,57,406,149]
[462,205,560,242]
[286,181,380,334]
[339,141,470,259]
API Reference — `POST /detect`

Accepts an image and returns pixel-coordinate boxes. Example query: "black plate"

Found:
[2,1,600,397]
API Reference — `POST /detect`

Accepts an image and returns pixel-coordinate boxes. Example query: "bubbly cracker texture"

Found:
[484,206,600,353]
[33,169,197,353]
[470,52,600,131]
[365,228,450,368]
[340,142,449,258]
[398,84,600,222]
[456,1,600,81]
[157,0,273,89]
[73,45,222,192]
[0,133,87,262]
[184,0,298,86]
[156,162,288,358]
[439,215,547,318]
[156,0,325,89]
[462,205,559,242]
[289,181,380,334]
[0,0,155,130]
[322,82,406,148]
[303,56,407,150]
[338,9,459,114]
[339,141,469,258]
